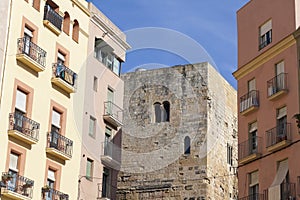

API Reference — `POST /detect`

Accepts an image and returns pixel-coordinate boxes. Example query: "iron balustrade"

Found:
[238,136,262,161]
[52,63,77,89]
[281,182,296,200]
[266,123,291,148]
[17,37,47,67]
[43,5,63,31]
[239,193,265,200]
[9,112,40,142]
[42,187,69,200]
[267,73,288,97]
[101,141,121,162]
[240,90,259,113]
[104,101,123,124]
[1,172,34,198]
[47,131,73,158]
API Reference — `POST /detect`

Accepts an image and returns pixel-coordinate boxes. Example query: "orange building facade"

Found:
[234,0,300,199]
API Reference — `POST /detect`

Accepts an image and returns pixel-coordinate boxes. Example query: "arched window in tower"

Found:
[63,12,70,35]
[154,102,161,123]
[162,101,170,122]
[72,20,79,43]
[184,136,191,155]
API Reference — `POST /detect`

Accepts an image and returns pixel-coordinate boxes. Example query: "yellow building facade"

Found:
[0,0,90,199]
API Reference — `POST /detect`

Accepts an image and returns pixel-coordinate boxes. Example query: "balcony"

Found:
[43,5,63,35]
[8,113,39,145]
[240,90,259,116]
[46,131,73,160]
[281,182,296,200]
[1,172,34,200]
[238,137,262,165]
[51,63,77,93]
[267,73,288,101]
[100,141,121,169]
[41,187,69,200]
[266,123,291,152]
[103,101,123,128]
[239,193,265,200]
[16,38,47,72]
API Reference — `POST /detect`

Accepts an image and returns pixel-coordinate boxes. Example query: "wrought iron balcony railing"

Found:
[266,123,291,148]
[47,131,73,158]
[43,5,63,31]
[103,101,123,127]
[52,63,77,89]
[239,193,265,200]
[17,37,47,67]
[281,182,296,200]
[9,112,40,142]
[42,187,69,200]
[1,172,34,198]
[238,136,262,161]
[267,73,288,97]
[240,90,259,113]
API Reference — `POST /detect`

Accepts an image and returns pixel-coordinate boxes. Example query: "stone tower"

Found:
[117,63,237,200]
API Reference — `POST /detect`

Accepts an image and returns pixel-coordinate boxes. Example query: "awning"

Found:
[268,159,288,200]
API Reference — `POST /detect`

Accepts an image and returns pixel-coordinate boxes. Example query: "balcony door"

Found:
[249,122,258,154]
[275,61,285,91]
[277,107,287,141]
[249,171,259,200]
[107,88,114,115]
[50,110,61,149]
[8,152,19,191]
[24,27,33,55]
[46,169,55,200]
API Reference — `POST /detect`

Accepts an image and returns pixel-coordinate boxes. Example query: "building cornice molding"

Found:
[71,0,90,17]
[233,35,296,80]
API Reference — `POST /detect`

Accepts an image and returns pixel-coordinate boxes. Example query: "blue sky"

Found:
[89,0,249,88]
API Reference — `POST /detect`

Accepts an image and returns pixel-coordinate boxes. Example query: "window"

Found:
[248,79,256,92]
[227,144,233,165]
[275,61,285,90]
[51,109,61,133]
[259,19,272,50]
[57,51,65,65]
[15,89,27,114]
[94,38,121,76]
[86,158,93,181]
[47,169,56,199]
[249,171,259,198]
[63,12,70,35]
[72,20,79,43]
[8,152,19,191]
[93,76,98,91]
[89,116,96,138]
[104,127,111,155]
[102,168,110,198]
[23,26,33,55]
[184,136,191,155]
[249,121,258,154]
[153,101,170,123]
[32,0,40,11]
[277,106,287,140]
[107,88,114,115]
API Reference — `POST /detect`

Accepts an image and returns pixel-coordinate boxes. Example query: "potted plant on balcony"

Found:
[293,114,300,129]
[1,173,13,183]
[42,185,51,192]
[23,180,34,188]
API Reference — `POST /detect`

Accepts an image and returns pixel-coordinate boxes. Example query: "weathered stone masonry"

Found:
[117,63,237,200]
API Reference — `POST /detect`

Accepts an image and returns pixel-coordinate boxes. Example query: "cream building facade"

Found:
[76,3,130,200]
[0,0,90,199]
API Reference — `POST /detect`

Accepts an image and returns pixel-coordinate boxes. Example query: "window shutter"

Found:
[15,89,27,113]
[277,107,287,119]
[52,110,61,128]
[48,169,55,181]
[248,79,256,92]
[24,27,33,37]
[9,153,19,172]
[249,122,258,133]
[249,171,258,187]
[276,61,285,75]
[260,20,272,36]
